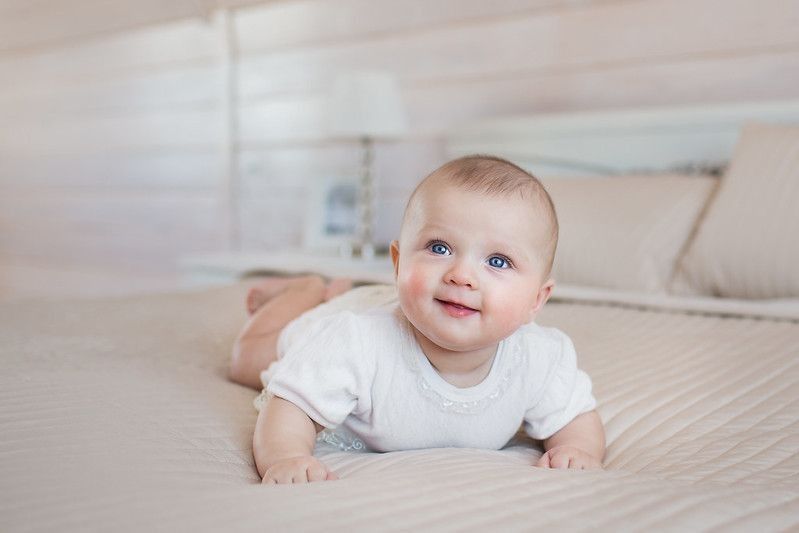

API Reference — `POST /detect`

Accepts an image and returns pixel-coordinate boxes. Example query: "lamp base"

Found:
[339,241,376,261]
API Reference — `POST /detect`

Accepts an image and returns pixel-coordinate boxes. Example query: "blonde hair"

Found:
[404,155,559,277]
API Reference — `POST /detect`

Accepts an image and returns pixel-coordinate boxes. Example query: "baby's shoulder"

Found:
[513,322,574,358]
[324,284,397,313]
[347,303,406,341]
[510,324,582,401]
[303,303,403,348]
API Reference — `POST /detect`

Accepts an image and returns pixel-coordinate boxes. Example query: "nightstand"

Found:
[179,249,395,288]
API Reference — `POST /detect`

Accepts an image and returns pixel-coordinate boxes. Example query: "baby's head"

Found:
[390,155,558,353]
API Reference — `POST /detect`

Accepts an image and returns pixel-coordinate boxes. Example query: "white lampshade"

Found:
[327,71,409,139]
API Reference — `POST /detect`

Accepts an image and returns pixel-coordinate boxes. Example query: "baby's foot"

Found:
[245,277,294,315]
[324,278,353,302]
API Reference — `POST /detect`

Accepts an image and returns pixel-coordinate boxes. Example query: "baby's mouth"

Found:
[435,298,479,317]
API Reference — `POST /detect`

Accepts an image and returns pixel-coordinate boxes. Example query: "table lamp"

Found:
[327,71,408,259]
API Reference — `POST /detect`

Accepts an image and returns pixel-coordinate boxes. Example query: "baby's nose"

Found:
[445,262,476,288]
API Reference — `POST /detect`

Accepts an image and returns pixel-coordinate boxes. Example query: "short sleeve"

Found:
[265,311,373,429]
[523,331,597,440]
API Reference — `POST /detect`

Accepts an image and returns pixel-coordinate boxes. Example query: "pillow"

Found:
[543,174,717,293]
[671,122,799,299]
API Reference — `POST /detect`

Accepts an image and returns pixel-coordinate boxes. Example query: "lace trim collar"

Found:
[395,308,525,414]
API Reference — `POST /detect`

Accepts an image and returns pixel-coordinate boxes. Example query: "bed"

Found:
[2,101,799,531]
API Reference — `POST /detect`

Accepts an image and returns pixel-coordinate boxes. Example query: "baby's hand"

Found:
[535,445,603,470]
[261,455,339,484]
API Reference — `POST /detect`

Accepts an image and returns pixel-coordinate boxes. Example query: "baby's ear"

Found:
[528,278,555,322]
[390,240,400,278]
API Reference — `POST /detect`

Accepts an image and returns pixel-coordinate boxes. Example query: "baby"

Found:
[229,155,605,484]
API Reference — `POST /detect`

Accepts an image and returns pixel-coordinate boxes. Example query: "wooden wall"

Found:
[0,16,229,298]
[2,0,798,298]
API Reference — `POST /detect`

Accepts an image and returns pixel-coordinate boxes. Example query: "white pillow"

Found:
[543,174,717,293]
[671,122,799,299]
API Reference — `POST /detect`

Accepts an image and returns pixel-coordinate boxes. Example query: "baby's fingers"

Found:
[573,456,604,470]
[549,451,571,469]
[262,464,307,484]
[263,458,338,484]
[536,449,571,469]
[264,470,300,484]
[535,451,551,468]
[307,464,330,482]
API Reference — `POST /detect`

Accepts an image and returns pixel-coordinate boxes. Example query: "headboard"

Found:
[446,99,799,178]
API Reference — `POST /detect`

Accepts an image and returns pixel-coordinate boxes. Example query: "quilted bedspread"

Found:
[1,284,798,531]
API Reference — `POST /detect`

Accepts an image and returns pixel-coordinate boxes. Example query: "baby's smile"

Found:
[435,298,480,318]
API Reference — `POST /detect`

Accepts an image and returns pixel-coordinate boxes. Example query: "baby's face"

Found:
[391,179,554,354]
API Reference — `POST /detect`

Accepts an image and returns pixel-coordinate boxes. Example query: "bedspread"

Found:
[1,284,797,531]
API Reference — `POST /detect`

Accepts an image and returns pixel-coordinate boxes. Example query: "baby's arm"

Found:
[253,395,338,484]
[535,410,605,470]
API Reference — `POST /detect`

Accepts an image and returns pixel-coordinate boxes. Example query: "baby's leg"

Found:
[245,276,352,316]
[230,275,325,390]
[245,277,296,316]
[229,275,352,390]
[323,277,353,302]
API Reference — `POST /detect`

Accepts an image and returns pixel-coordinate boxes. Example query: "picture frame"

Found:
[302,175,359,253]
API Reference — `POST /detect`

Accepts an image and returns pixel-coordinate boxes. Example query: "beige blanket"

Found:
[1,284,797,531]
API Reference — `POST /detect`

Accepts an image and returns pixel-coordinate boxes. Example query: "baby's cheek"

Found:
[497,316,520,337]
[492,304,529,336]
[400,271,429,300]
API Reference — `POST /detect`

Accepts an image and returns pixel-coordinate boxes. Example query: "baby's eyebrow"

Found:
[418,223,451,234]
[484,240,534,261]
[494,247,527,261]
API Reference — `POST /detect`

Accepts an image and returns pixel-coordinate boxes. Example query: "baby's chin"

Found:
[412,323,497,354]
[400,303,498,352]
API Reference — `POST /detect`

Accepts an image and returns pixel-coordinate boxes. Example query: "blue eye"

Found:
[488,256,510,269]
[429,242,450,255]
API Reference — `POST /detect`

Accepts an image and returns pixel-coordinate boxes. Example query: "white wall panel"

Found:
[238,96,326,144]
[0,0,223,53]
[2,0,799,298]
[0,17,221,82]
[0,109,224,156]
[0,152,223,190]
[238,145,362,187]
[0,65,224,117]
[0,13,229,298]
[404,49,799,129]
[0,192,227,271]
[235,0,614,52]
[238,188,308,249]
[237,0,799,100]
[236,51,799,143]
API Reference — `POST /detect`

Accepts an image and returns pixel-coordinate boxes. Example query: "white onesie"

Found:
[255,285,596,453]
